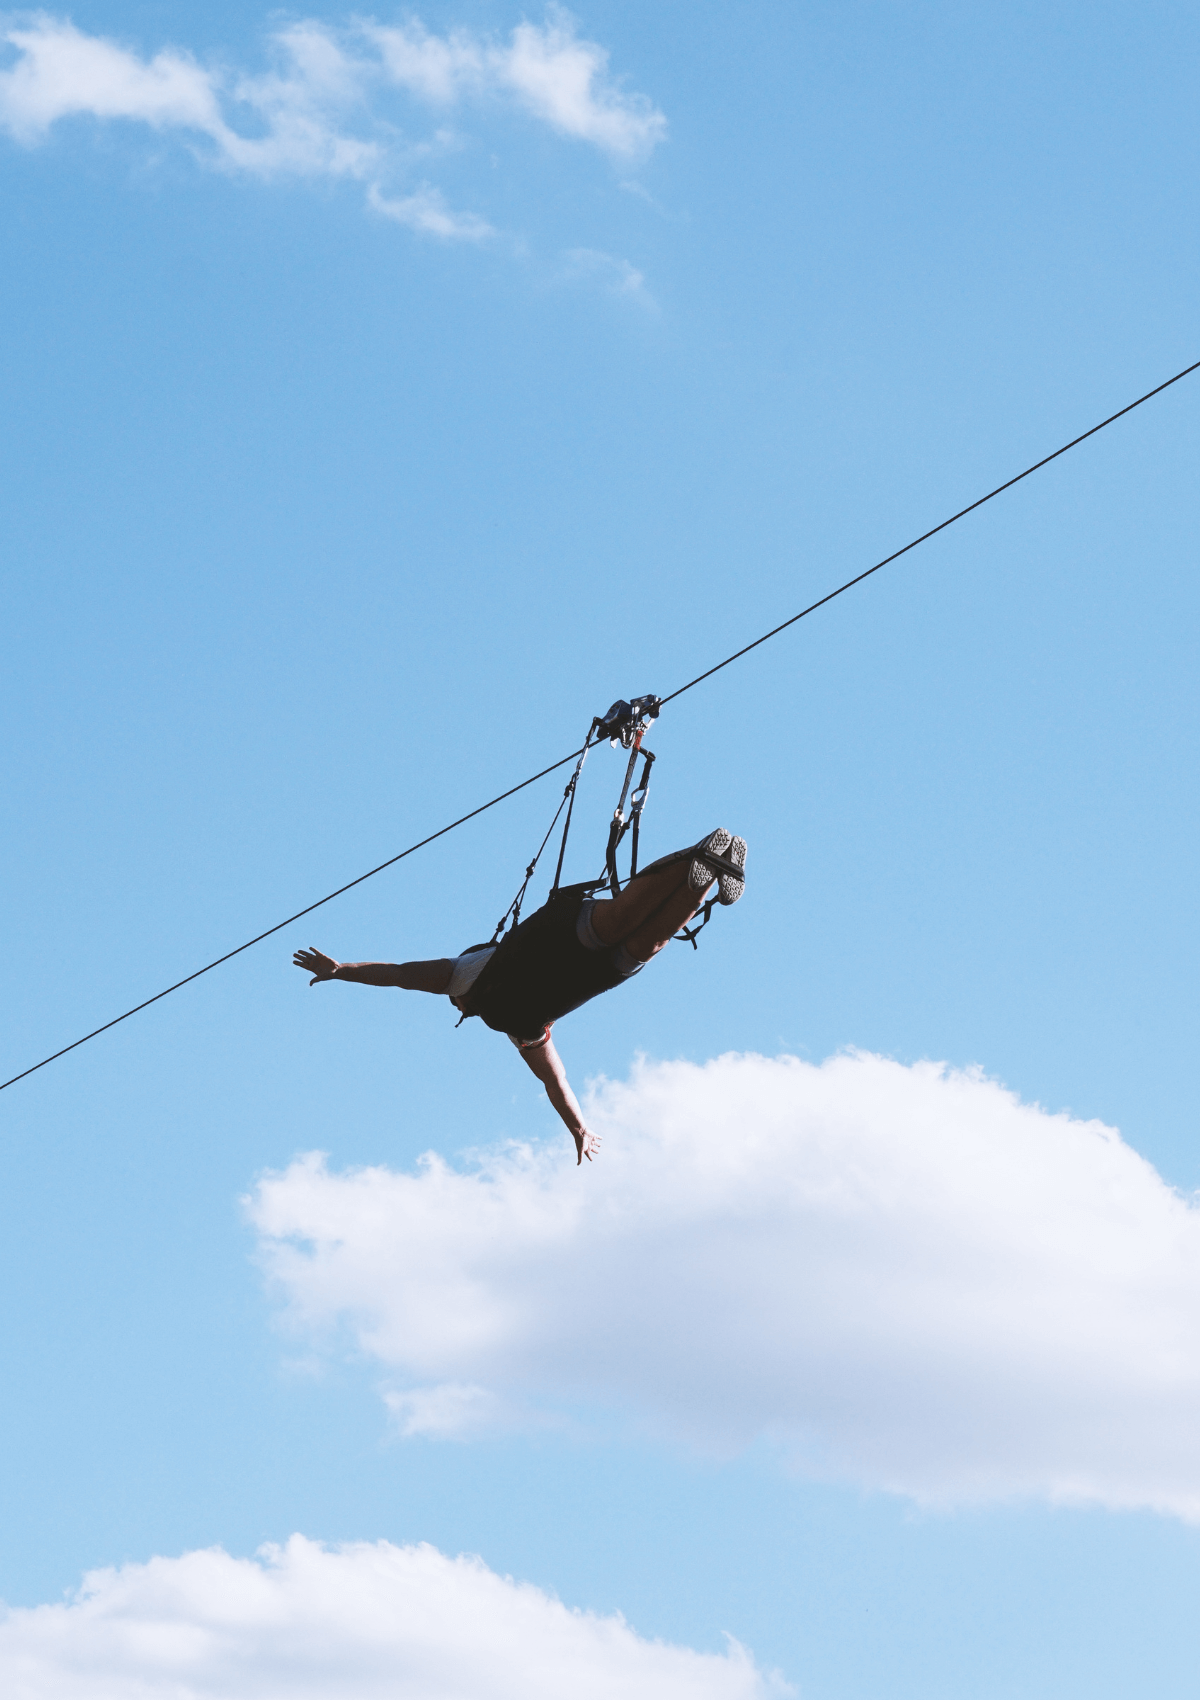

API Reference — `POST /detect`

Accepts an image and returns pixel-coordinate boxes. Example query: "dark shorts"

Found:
[461,883,638,1043]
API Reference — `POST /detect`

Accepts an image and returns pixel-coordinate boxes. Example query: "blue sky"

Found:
[2,2,1199,1694]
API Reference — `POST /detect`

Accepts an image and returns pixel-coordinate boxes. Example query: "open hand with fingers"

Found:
[293,946,339,985]
[574,1128,602,1165]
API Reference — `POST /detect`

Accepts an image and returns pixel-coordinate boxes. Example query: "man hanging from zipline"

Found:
[293,828,746,1165]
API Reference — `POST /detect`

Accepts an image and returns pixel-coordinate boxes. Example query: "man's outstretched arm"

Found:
[293,947,453,993]
[518,1037,601,1166]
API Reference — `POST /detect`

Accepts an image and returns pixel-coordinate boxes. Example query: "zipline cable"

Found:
[3,355,1198,1094]
[662,356,1200,706]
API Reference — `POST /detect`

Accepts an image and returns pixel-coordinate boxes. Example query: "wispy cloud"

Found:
[383,1380,507,1436]
[561,245,654,304]
[367,182,494,241]
[0,1534,787,1698]
[0,9,666,242]
[366,12,665,158]
[250,1050,1200,1521]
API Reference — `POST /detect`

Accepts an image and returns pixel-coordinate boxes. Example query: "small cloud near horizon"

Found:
[0,1535,788,1699]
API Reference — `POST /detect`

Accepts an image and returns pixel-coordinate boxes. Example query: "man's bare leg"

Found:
[620,877,714,962]
[587,859,693,946]
[587,858,715,963]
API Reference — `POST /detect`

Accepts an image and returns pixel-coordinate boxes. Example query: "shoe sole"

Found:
[715,835,747,905]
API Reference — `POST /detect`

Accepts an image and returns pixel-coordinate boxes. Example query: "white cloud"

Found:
[366,10,666,158]
[365,19,482,107]
[249,1050,1200,1520]
[220,23,380,180]
[368,182,494,241]
[0,11,664,239]
[0,17,225,144]
[0,1535,785,1700]
[383,1380,505,1435]
[495,13,664,158]
[562,245,653,303]
[0,15,379,177]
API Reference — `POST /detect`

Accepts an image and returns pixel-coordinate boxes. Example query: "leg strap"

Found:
[675,898,717,949]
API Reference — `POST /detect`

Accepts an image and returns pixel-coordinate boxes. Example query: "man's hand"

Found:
[574,1127,602,1165]
[293,946,339,986]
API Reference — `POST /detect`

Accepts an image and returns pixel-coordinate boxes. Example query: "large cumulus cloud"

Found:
[250,1050,1200,1517]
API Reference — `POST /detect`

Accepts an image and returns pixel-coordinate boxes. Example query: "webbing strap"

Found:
[550,725,597,897]
[675,896,717,949]
[605,733,655,894]
[626,750,655,880]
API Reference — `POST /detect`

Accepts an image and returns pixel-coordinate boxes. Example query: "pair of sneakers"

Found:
[687,828,747,905]
[636,828,748,904]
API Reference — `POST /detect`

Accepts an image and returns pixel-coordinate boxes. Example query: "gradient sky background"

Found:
[3,2,1200,1695]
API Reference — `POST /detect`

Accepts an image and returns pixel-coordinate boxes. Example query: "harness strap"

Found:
[605,732,655,894]
[626,749,655,880]
[550,724,598,897]
[675,897,717,949]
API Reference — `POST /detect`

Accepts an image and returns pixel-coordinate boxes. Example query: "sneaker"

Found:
[714,834,747,905]
[688,828,730,892]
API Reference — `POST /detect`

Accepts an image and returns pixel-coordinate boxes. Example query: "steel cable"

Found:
[4,356,1197,1093]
